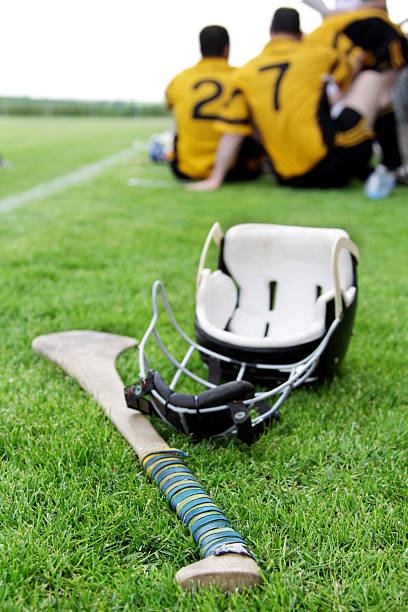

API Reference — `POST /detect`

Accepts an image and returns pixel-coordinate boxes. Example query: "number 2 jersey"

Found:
[215,38,364,180]
[165,58,235,179]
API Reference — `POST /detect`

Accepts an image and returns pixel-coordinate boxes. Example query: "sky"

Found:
[1,0,407,103]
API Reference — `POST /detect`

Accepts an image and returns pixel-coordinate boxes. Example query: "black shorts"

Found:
[224,136,264,182]
[280,107,373,189]
[171,136,264,182]
[342,17,408,72]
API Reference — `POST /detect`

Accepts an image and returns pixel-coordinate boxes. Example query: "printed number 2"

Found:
[259,62,290,111]
[192,79,223,120]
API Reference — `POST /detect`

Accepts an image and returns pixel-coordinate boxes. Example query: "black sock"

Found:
[374,105,402,170]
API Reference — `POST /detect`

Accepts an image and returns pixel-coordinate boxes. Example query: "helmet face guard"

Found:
[125,223,359,444]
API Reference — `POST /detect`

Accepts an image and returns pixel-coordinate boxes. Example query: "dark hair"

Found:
[270,7,301,35]
[200,25,229,57]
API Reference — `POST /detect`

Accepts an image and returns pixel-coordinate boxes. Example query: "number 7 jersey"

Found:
[165,58,236,179]
[215,38,354,180]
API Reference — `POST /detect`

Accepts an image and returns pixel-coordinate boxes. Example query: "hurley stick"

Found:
[301,0,330,15]
[32,331,263,592]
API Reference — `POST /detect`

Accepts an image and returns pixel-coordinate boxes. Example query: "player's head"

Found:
[270,7,301,39]
[200,25,230,58]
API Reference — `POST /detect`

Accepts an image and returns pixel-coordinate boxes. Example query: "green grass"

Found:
[0,116,170,197]
[0,117,407,611]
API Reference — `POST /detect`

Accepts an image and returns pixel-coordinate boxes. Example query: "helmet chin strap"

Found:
[125,370,279,444]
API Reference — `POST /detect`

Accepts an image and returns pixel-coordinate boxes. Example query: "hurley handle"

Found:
[140,449,254,559]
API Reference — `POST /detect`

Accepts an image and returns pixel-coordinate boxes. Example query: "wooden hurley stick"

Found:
[301,0,330,15]
[32,330,263,592]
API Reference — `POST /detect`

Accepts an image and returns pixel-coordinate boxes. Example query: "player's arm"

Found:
[358,1,386,9]
[188,85,252,192]
[187,133,244,191]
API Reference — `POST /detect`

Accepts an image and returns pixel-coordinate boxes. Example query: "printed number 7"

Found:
[259,62,290,111]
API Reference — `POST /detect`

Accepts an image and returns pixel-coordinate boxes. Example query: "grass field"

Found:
[0,116,407,611]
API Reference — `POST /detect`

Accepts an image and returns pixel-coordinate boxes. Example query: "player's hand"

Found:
[186,177,222,192]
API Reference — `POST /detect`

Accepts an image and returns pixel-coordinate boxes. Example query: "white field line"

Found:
[0,140,146,213]
[127,177,176,188]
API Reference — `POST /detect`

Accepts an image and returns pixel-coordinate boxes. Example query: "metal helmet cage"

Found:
[125,223,359,444]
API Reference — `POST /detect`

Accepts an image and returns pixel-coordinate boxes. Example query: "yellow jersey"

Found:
[306,9,408,70]
[165,58,235,179]
[216,38,353,179]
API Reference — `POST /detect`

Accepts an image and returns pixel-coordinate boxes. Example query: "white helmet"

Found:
[125,223,359,444]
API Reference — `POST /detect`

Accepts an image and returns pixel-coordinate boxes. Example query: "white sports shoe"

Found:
[0,156,11,168]
[364,165,396,200]
[394,165,408,186]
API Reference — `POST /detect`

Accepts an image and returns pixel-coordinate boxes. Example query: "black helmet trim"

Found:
[125,223,359,444]
[126,281,341,443]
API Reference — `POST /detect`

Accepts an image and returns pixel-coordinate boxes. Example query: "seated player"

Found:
[305,0,408,194]
[189,8,381,193]
[165,25,264,182]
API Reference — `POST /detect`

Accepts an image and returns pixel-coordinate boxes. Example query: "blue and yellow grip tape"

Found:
[140,448,254,559]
